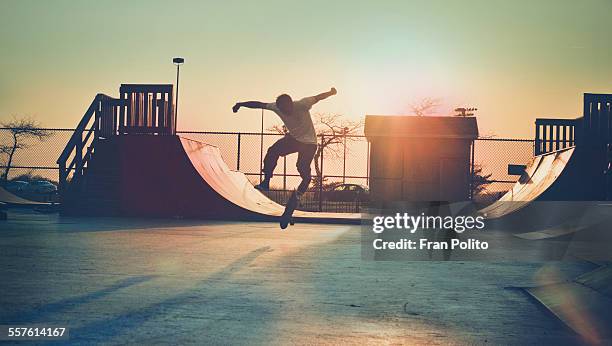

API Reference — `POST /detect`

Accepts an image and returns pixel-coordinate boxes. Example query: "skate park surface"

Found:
[0,209,598,345]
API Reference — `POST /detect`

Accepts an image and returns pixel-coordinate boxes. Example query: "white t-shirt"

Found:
[265,97,317,144]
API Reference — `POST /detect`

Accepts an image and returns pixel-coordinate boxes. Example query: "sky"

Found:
[1,0,611,138]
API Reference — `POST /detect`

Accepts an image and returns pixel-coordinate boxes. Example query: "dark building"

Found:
[365,115,479,203]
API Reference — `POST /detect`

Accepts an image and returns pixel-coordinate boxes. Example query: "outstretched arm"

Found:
[313,87,337,102]
[232,101,267,113]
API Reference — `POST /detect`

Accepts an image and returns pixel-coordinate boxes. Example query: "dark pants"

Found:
[263,135,317,193]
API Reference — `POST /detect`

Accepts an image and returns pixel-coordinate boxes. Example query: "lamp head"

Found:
[172,57,185,65]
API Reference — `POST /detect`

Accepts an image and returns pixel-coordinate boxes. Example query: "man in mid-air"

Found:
[232,87,337,199]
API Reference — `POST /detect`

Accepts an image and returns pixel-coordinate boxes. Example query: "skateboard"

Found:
[280,190,298,229]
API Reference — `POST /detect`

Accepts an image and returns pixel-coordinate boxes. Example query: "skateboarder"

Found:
[232,87,337,200]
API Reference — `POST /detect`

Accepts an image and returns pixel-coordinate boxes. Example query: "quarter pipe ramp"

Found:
[480,147,576,219]
[0,187,47,206]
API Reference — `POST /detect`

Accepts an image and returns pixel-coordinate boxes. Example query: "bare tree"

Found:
[268,113,364,190]
[0,117,50,182]
[410,97,441,116]
[268,124,289,135]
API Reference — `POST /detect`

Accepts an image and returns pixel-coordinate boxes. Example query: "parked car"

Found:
[26,180,58,194]
[324,184,369,202]
[5,180,29,193]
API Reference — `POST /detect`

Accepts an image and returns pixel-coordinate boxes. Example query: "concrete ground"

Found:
[0,210,595,345]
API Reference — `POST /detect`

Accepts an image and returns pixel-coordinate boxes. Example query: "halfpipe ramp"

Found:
[91,135,360,223]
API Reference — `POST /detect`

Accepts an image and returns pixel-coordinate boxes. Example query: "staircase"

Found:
[61,139,122,215]
[57,84,175,215]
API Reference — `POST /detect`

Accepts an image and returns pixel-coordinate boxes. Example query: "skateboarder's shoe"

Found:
[254,181,270,191]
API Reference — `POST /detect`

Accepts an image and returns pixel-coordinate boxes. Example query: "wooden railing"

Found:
[582,93,612,147]
[56,94,118,191]
[118,84,174,135]
[534,118,579,155]
[57,84,176,193]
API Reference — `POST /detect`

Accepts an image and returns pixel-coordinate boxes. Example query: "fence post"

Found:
[366,140,370,186]
[470,139,475,200]
[319,135,324,212]
[236,133,241,171]
[400,143,405,198]
[259,109,264,183]
[283,156,287,190]
[343,133,346,184]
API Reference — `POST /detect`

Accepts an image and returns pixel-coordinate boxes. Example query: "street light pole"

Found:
[172,57,184,133]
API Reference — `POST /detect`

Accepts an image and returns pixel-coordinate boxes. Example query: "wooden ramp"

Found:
[179,136,360,223]
[93,135,360,223]
[0,187,47,206]
[479,147,575,219]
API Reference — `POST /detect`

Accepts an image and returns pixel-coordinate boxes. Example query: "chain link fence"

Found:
[472,138,535,204]
[0,128,73,183]
[0,128,534,211]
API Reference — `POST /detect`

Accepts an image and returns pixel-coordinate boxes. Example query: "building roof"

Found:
[364,115,479,139]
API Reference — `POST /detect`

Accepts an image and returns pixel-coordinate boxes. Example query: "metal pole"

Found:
[236,133,241,171]
[283,156,287,190]
[319,135,324,212]
[400,145,405,199]
[259,109,264,183]
[366,140,370,187]
[343,134,346,183]
[470,139,475,200]
[174,64,180,133]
